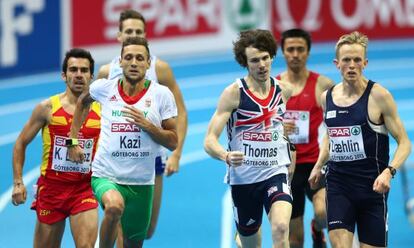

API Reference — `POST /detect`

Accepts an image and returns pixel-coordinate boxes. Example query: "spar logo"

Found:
[225,0,265,31]
[284,111,308,121]
[243,131,279,142]
[328,127,350,137]
[55,136,92,149]
[328,126,362,137]
[71,0,220,46]
[351,126,361,135]
[111,123,141,132]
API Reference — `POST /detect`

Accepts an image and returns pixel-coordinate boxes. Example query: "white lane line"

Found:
[0,132,20,146]
[1,86,414,117]
[221,188,233,248]
[187,122,210,136]
[1,113,414,149]
[0,121,208,147]
[0,167,39,212]
[180,149,210,166]
[186,97,218,111]
[0,72,60,90]
[0,98,45,117]
[2,53,414,92]
[0,148,211,213]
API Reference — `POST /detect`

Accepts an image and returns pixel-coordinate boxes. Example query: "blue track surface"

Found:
[1,39,414,247]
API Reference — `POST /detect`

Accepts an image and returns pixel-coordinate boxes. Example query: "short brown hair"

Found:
[233,29,277,68]
[121,37,150,59]
[119,9,146,32]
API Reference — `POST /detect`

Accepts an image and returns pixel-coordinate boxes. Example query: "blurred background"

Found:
[1,0,414,247]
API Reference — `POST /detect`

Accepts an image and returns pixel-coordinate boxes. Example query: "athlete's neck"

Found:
[121,78,148,97]
[64,89,80,105]
[245,76,270,96]
[286,68,309,85]
[341,77,368,97]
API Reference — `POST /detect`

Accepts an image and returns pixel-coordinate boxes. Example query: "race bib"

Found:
[284,110,310,144]
[241,131,291,167]
[110,122,151,159]
[328,125,367,161]
[52,136,93,173]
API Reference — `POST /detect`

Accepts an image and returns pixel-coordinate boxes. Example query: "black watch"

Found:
[387,166,396,178]
[65,138,79,147]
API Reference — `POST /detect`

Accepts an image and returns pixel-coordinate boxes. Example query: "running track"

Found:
[0,39,414,247]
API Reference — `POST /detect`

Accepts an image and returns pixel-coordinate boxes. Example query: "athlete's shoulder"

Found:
[97,63,111,79]
[39,96,54,111]
[224,80,241,100]
[370,81,392,101]
[155,56,170,71]
[155,57,175,86]
[276,77,293,99]
[316,73,334,88]
[276,71,287,80]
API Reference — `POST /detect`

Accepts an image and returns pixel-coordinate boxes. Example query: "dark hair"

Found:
[281,28,312,52]
[121,37,150,58]
[119,9,146,31]
[62,48,95,74]
[233,29,277,68]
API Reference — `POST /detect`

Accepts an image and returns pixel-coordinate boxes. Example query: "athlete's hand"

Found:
[67,145,85,163]
[373,169,392,193]
[11,182,27,206]
[165,152,180,176]
[283,120,296,136]
[225,151,244,167]
[308,165,323,189]
[123,105,151,130]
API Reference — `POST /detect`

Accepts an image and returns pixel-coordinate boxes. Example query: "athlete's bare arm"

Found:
[371,84,412,193]
[309,90,330,189]
[12,99,51,205]
[315,75,334,106]
[67,89,95,163]
[277,79,293,103]
[156,59,188,175]
[277,78,296,177]
[204,83,244,166]
[97,63,111,79]
[123,105,178,151]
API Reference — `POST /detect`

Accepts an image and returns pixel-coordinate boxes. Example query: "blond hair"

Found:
[335,31,368,59]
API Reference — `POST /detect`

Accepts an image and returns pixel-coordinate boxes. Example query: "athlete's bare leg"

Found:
[312,188,326,230]
[34,219,65,248]
[100,190,125,248]
[269,201,292,248]
[147,174,163,239]
[69,208,98,248]
[238,228,262,248]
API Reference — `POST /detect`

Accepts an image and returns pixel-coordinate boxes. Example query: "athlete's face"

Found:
[62,58,92,94]
[245,46,272,84]
[283,37,309,73]
[117,19,146,42]
[334,44,367,84]
[120,44,150,85]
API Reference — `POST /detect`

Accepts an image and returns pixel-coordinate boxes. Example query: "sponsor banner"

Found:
[68,0,271,63]
[0,0,61,78]
[271,0,414,41]
[71,0,220,47]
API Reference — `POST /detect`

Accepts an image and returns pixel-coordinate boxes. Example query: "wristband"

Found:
[387,166,396,178]
[65,138,79,147]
